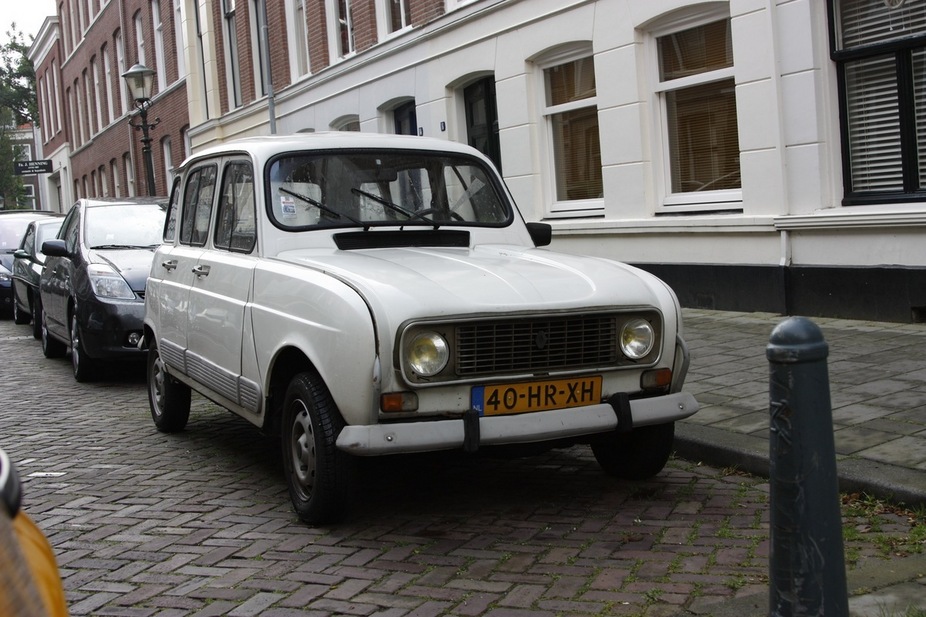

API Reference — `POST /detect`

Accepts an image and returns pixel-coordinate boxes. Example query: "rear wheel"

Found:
[71,312,100,382]
[281,371,350,525]
[591,422,675,480]
[147,340,191,432]
[41,306,66,359]
[31,296,42,339]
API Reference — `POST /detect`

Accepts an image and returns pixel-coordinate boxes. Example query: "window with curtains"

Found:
[389,0,411,33]
[655,17,740,209]
[831,0,926,204]
[541,48,603,213]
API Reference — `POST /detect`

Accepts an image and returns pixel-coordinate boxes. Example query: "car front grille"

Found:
[399,310,663,385]
[455,316,619,376]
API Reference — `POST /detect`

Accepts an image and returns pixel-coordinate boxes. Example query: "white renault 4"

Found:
[143,132,699,524]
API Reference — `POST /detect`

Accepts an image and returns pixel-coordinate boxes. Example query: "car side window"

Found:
[21,225,35,255]
[164,177,182,243]
[214,161,256,253]
[61,209,80,254]
[180,164,218,247]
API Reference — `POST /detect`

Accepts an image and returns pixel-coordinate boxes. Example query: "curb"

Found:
[674,423,926,508]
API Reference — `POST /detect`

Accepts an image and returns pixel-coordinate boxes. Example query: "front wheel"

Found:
[281,371,350,525]
[147,341,191,432]
[12,290,29,325]
[41,306,66,359]
[71,312,100,382]
[31,295,42,339]
[591,422,675,481]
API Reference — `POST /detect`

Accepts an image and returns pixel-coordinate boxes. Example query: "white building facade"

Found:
[35,0,926,321]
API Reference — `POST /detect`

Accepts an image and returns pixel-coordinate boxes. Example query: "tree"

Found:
[0,25,34,209]
[0,25,37,126]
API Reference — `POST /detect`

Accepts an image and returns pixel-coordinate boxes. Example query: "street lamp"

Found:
[121,63,160,196]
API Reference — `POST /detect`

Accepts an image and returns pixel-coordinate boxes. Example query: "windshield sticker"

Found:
[280,196,296,219]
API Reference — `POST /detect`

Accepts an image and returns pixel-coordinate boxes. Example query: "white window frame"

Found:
[92,57,104,130]
[376,0,411,40]
[52,60,63,134]
[331,114,361,131]
[112,159,121,197]
[124,153,136,197]
[116,32,128,116]
[100,165,109,197]
[445,0,477,12]
[535,43,604,217]
[647,6,742,213]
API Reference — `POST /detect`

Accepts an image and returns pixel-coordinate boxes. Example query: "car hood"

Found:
[276,244,668,316]
[89,248,157,291]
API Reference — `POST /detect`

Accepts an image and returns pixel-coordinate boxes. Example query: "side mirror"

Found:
[12,249,28,259]
[526,222,552,247]
[41,239,69,258]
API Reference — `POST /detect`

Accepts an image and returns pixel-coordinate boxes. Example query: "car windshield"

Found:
[0,219,31,252]
[85,204,166,249]
[267,150,511,229]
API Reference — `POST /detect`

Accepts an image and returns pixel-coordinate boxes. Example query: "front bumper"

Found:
[336,391,699,455]
[79,299,147,360]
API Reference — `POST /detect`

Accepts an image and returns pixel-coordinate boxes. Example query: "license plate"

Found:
[471,376,603,416]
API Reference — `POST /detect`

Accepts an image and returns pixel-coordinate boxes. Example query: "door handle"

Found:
[161,259,178,271]
[192,264,211,277]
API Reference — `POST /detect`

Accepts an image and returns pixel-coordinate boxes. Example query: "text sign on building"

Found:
[14,160,53,175]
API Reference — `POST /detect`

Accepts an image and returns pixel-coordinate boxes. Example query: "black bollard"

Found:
[767,317,848,617]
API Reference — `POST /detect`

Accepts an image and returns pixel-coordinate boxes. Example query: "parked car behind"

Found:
[0,211,61,319]
[11,215,66,337]
[41,198,167,382]
[144,133,699,524]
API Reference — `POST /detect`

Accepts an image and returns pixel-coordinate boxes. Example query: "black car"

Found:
[0,211,62,319]
[40,198,167,381]
[11,216,65,337]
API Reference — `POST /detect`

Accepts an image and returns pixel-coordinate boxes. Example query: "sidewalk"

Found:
[674,308,926,617]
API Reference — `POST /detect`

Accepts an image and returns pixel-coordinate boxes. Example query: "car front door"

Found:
[41,206,79,341]
[185,159,260,414]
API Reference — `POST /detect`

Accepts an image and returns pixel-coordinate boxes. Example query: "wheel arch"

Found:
[263,346,324,438]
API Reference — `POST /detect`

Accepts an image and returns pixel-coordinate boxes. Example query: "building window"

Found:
[112,159,121,197]
[654,16,740,209]
[116,31,128,116]
[831,0,926,204]
[100,165,109,197]
[331,115,360,131]
[251,0,267,96]
[174,0,187,78]
[463,76,502,173]
[92,57,104,129]
[389,0,411,33]
[334,0,355,57]
[124,153,136,196]
[540,48,602,212]
[103,46,115,124]
[21,184,35,209]
[134,12,146,66]
[224,0,242,107]
[153,0,168,91]
[290,0,310,78]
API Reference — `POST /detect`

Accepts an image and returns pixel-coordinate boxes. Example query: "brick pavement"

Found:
[0,315,922,616]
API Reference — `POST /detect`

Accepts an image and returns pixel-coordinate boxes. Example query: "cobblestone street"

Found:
[0,317,917,616]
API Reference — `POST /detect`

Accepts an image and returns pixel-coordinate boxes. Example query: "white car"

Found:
[144,132,699,524]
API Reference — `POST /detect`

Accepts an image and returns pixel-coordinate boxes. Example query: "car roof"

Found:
[74,197,167,208]
[180,132,491,170]
[0,210,61,218]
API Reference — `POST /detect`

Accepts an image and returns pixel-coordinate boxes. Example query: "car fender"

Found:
[248,260,379,427]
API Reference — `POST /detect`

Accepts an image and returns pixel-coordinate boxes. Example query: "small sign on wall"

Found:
[14,160,53,175]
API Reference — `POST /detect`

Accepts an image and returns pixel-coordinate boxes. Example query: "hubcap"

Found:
[71,316,80,373]
[290,400,316,495]
[150,355,165,417]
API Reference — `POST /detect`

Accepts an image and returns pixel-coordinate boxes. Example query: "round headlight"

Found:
[620,318,655,360]
[407,332,449,376]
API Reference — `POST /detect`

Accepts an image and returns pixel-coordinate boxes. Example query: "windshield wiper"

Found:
[91,244,146,250]
[350,188,414,219]
[279,187,364,227]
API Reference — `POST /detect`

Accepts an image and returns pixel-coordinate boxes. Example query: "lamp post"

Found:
[121,63,160,196]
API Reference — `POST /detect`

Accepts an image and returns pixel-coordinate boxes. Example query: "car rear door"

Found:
[185,158,260,414]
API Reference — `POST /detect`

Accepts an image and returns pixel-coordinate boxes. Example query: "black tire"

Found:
[31,296,42,340]
[591,422,675,480]
[12,290,29,325]
[147,341,191,432]
[281,371,350,525]
[70,311,101,382]
[41,306,66,359]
